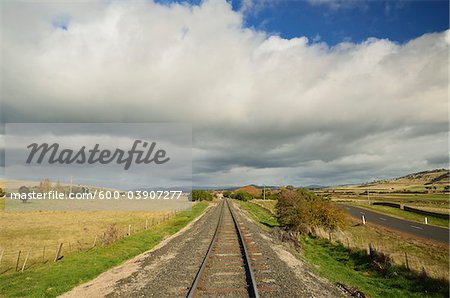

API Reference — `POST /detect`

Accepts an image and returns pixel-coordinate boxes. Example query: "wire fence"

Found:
[0,210,180,275]
[251,200,448,279]
[312,226,448,280]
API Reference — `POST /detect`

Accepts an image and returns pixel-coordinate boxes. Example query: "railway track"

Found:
[186,199,260,298]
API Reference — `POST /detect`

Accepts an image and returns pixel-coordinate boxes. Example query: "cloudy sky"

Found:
[1,0,449,187]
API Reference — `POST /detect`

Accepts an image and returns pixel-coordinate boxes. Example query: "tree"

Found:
[39,178,52,193]
[55,180,63,193]
[275,188,306,230]
[18,186,30,203]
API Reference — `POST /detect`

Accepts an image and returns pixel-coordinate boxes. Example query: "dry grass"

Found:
[328,193,449,211]
[252,199,276,213]
[324,169,449,193]
[314,218,449,279]
[0,208,172,273]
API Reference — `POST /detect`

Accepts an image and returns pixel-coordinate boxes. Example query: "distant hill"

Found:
[234,185,262,197]
[331,169,449,192]
[394,169,449,185]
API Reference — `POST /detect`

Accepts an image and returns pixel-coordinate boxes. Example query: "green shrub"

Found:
[191,190,213,201]
[264,190,278,200]
[223,191,232,198]
[275,188,345,232]
[234,191,253,201]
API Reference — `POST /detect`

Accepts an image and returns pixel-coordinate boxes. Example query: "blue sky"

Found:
[157,0,449,44]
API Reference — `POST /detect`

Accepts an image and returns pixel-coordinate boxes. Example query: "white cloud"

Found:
[307,0,369,11]
[1,0,448,185]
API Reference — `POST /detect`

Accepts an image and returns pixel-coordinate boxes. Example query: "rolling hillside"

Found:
[335,169,449,192]
[394,169,449,186]
[234,185,262,197]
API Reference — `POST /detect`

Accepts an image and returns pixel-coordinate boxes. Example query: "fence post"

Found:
[424,217,428,225]
[362,215,366,225]
[368,243,374,257]
[21,250,31,272]
[0,249,4,268]
[15,251,21,271]
[128,224,131,236]
[405,252,410,270]
[54,243,63,262]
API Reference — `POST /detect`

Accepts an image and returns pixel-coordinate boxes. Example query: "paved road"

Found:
[342,205,449,244]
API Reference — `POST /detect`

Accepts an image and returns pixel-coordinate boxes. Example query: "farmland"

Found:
[0,177,198,275]
[0,207,174,274]
[327,169,449,193]
[315,169,449,227]
[327,192,449,210]
[0,202,209,297]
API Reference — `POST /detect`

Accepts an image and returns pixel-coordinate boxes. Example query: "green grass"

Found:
[234,200,279,228]
[0,202,208,298]
[251,199,277,214]
[330,193,449,207]
[300,236,449,298]
[347,204,449,228]
[234,200,449,297]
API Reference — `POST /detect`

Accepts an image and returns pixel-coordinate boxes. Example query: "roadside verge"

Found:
[234,200,449,298]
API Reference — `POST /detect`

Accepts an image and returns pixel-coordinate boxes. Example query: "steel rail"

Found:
[227,199,260,298]
[186,199,260,298]
[186,200,224,298]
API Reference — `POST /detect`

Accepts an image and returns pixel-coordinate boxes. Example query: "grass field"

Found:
[343,203,449,228]
[0,207,175,272]
[329,193,449,209]
[0,202,208,297]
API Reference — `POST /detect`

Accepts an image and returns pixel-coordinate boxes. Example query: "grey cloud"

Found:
[426,155,449,167]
